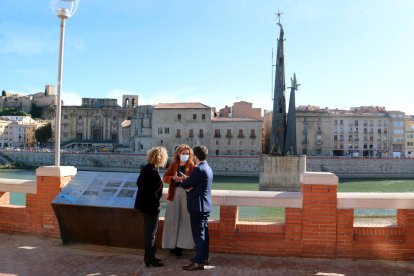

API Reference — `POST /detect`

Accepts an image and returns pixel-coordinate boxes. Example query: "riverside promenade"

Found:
[1,233,414,276]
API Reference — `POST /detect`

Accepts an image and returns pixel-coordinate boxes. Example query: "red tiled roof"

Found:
[153,102,210,109]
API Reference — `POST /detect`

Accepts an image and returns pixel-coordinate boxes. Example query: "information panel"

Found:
[52,171,139,208]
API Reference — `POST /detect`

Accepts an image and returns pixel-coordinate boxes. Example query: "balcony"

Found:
[226,133,233,139]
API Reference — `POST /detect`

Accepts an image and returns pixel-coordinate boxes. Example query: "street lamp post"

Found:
[50,0,79,166]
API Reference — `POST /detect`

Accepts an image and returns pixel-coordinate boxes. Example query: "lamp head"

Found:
[51,0,79,19]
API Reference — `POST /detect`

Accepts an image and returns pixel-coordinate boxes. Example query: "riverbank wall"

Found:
[1,150,414,178]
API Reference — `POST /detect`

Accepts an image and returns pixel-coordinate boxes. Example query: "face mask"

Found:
[180,154,189,162]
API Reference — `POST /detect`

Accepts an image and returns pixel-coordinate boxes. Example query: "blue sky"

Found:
[1,0,414,114]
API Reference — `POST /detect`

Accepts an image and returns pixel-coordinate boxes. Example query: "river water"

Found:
[2,169,413,221]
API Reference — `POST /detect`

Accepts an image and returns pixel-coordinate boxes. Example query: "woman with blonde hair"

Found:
[134,146,168,267]
[162,144,195,257]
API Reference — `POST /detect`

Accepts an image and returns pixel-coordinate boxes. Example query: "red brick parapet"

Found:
[1,169,414,261]
[0,166,77,237]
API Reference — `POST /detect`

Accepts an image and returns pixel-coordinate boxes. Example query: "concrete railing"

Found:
[338,192,414,209]
[0,178,36,194]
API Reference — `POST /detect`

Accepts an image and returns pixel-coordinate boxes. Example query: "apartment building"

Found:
[330,107,391,157]
[0,116,42,148]
[389,111,405,157]
[296,106,332,156]
[405,116,414,157]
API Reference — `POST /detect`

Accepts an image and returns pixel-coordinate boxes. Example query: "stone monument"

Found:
[260,13,306,191]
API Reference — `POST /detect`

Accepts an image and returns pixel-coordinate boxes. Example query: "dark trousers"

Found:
[190,212,209,264]
[143,212,159,262]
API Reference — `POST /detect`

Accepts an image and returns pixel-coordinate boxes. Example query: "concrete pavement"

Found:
[1,232,413,276]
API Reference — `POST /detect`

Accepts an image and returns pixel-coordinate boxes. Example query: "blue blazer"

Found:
[181,161,213,213]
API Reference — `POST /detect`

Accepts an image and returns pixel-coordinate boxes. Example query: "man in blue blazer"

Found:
[180,145,213,271]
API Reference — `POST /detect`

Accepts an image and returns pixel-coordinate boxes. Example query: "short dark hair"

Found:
[193,145,208,161]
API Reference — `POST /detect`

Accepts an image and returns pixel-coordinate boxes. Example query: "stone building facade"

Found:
[265,105,409,157]
[130,105,153,153]
[211,117,262,156]
[61,97,135,149]
[151,103,212,153]
[296,106,332,156]
[0,85,56,114]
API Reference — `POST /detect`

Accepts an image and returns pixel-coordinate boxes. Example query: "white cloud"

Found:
[62,91,82,106]
[0,25,55,57]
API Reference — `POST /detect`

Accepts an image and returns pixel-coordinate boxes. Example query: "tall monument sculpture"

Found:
[285,74,299,155]
[260,13,306,191]
[268,14,299,156]
[269,19,286,155]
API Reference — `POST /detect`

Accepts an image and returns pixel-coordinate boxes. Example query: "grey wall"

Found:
[3,150,414,178]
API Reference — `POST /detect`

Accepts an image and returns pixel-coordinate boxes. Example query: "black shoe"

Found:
[169,247,182,257]
[190,257,209,265]
[182,262,204,271]
[174,247,183,257]
[152,257,162,263]
[145,260,163,267]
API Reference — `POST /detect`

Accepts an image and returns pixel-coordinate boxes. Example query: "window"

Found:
[238,129,244,138]
[202,114,206,120]
[193,114,197,120]
[198,129,204,138]
[189,129,194,138]
[216,140,219,145]
[226,129,232,138]
[164,127,169,134]
[250,129,256,139]
[176,129,181,138]
[177,114,181,120]
[63,115,68,119]
[214,129,221,138]
[239,150,243,155]
[160,140,163,144]
[216,149,219,155]
[79,115,83,120]
[158,127,163,134]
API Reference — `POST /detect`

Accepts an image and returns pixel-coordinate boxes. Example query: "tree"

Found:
[0,108,29,116]
[35,123,52,146]
[30,103,44,118]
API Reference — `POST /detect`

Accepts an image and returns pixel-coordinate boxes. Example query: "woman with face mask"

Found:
[162,144,195,257]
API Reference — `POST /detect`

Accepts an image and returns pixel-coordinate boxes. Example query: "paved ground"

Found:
[1,233,414,276]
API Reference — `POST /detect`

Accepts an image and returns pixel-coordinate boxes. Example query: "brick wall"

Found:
[0,166,75,237]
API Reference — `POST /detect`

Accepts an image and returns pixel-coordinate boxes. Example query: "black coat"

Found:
[134,164,163,214]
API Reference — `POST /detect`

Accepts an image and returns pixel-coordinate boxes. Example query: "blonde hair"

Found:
[147,146,168,168]
[173,144,194,165]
